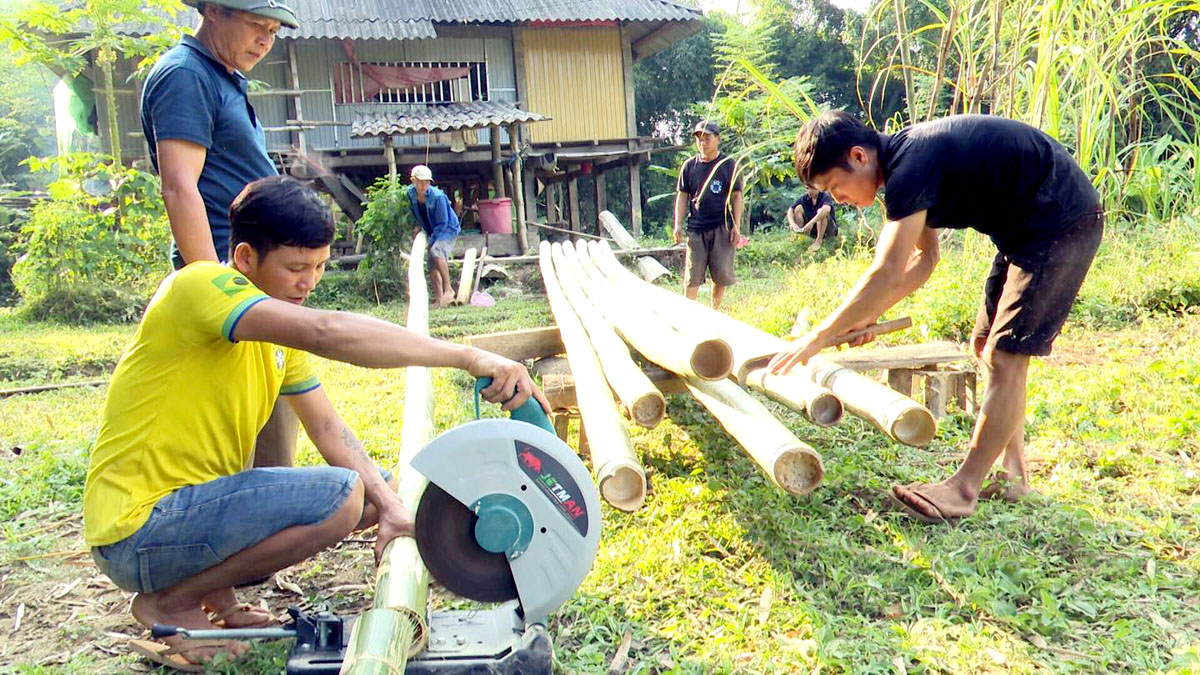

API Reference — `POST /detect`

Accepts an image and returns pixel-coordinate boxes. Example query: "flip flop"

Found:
[887,487,959,525]
[209,602,275,629]
[128,638,237,672]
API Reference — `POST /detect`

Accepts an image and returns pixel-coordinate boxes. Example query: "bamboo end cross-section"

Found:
[341,231,435,674]
[539,241,647,512]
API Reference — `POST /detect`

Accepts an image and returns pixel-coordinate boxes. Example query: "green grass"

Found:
[1,224,1199,672]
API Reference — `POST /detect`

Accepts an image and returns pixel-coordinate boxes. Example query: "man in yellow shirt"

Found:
[83,176,548,669]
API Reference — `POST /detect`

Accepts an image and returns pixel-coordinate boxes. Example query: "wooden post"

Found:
[455,248,479,305]
[509,124,529,252]
[538,241,647,512]
[285,39,306,155]
[593,172,607,224]
[524,170,539,225]
[566,176,580,233]
[385,137,397,183]
[627,156,643,236]
[547,183,560,223]
[490,126,505,199]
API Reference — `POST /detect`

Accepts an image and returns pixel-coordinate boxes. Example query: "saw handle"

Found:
[474,377,555,434]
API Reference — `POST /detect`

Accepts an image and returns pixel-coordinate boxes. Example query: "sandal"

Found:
[128,638,240,672]
[208,602,275,629]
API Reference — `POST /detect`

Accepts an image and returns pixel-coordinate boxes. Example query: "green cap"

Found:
[185,0,300,29]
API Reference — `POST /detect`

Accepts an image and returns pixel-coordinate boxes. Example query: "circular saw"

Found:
[412,417,602,623]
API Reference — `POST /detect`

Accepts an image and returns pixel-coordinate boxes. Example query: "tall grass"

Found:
[858,0,1200,220]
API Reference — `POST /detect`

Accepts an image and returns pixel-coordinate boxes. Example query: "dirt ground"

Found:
[0,509,384,672]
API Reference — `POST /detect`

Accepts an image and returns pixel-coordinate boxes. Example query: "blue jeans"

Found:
[91,466,390,594]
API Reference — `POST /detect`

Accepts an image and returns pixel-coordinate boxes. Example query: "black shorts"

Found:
[684,227,737,287]
[973,210,1103,356]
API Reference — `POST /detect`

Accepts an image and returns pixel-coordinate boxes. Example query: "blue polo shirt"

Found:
[407,185,461,242]
[141,36,277,266]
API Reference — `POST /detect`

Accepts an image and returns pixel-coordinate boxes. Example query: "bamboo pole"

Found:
[598,210,670,282]
[566,241,732,382]
[684,376,824,496]
[455,247,479,305]
[538,241,646,511]
[342,232,434,674]
[583,241,843,427]
[589,242,934,445]
[550,244,666,428]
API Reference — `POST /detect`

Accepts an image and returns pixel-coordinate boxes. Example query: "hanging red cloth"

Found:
[335,39,470,103]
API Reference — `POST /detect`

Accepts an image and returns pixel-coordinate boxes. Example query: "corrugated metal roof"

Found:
[123,0,700,40]
[352,100,550,137]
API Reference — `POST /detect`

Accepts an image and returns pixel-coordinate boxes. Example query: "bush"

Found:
[11,153,170,322]
[351,176,413,303]
[0,201,23,306]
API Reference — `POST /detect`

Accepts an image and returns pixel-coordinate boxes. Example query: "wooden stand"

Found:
[887,365,977,419]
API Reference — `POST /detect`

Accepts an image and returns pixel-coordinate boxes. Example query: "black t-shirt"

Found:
[791,192,839,229]
[677,153,742,231]
[879,115,1099,253]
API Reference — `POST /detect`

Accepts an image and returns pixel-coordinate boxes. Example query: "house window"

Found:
[334,61,489,105]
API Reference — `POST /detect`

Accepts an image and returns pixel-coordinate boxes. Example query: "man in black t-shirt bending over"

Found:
[673,120,743,310]
[771,112,1103,523]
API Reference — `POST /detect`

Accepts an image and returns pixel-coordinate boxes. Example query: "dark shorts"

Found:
[685,227,737,287]
[91,465,391,594]
[973,210,1104,356]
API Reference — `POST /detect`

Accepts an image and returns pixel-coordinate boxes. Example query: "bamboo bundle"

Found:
[683,376,824,495]
[341,232,434,674]
[539,241,646,511]
[581,241,843,427]
[562,241,732,381]
[549,244,665,428]
[598,210,671,282]
[588,241,934,446]
[455,247,479,305]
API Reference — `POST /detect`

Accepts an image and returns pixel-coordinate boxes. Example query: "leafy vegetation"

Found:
[10,153,170,322]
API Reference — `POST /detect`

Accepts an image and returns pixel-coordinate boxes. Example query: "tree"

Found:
[634,15,727,143]
[0,0,184,166]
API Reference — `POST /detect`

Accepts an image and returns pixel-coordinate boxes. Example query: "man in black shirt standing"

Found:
[674,121,743,310]
[787,186,839,250]
[771,112,1102,523]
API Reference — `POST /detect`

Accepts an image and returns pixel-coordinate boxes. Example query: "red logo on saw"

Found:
[519,450,542,473]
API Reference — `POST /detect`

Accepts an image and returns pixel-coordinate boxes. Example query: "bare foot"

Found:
[979,470,1033,503]
[131,593,250,664]
[891,481,978,522]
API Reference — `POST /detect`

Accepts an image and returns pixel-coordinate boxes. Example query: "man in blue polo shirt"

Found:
[141,0,302,469]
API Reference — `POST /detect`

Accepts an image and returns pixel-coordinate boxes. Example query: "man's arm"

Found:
[158,139,220,264]
[285,387,409,562]
[233,301,551,412]
[786,205,801,232]
[673,191,689,244]
[729,190,744,242]
[769,209,938,374]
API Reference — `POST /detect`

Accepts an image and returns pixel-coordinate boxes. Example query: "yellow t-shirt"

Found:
[83,262,320,547]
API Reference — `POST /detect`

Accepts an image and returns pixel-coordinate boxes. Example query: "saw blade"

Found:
[415,482,518,603]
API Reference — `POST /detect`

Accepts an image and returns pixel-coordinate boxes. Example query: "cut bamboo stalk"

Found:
[567,241,732,381]
[598,210,671,282]
[549,244,665,428]
[342,232,435,674]
[581,240,841,426]
[683,376,824,496]
[589,241,934,444]
[538,241,647,511]
[455,247,479,305]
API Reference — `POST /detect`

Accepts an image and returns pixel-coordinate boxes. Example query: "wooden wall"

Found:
[519,27,630,144]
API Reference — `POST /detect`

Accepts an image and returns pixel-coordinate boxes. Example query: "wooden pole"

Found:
[570,241,732,382]
[455,247,479,305]
[593,172,607,221]
[550,244,665,428]
[627,155,642,236]
[342,232,435,674]
[538,241,647,511]
[566,176,580,233]
[684,376,825,496]
[385,138,397,184]
[598,210,670,283]
[490,127,505,198]
[509,124,530,253]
